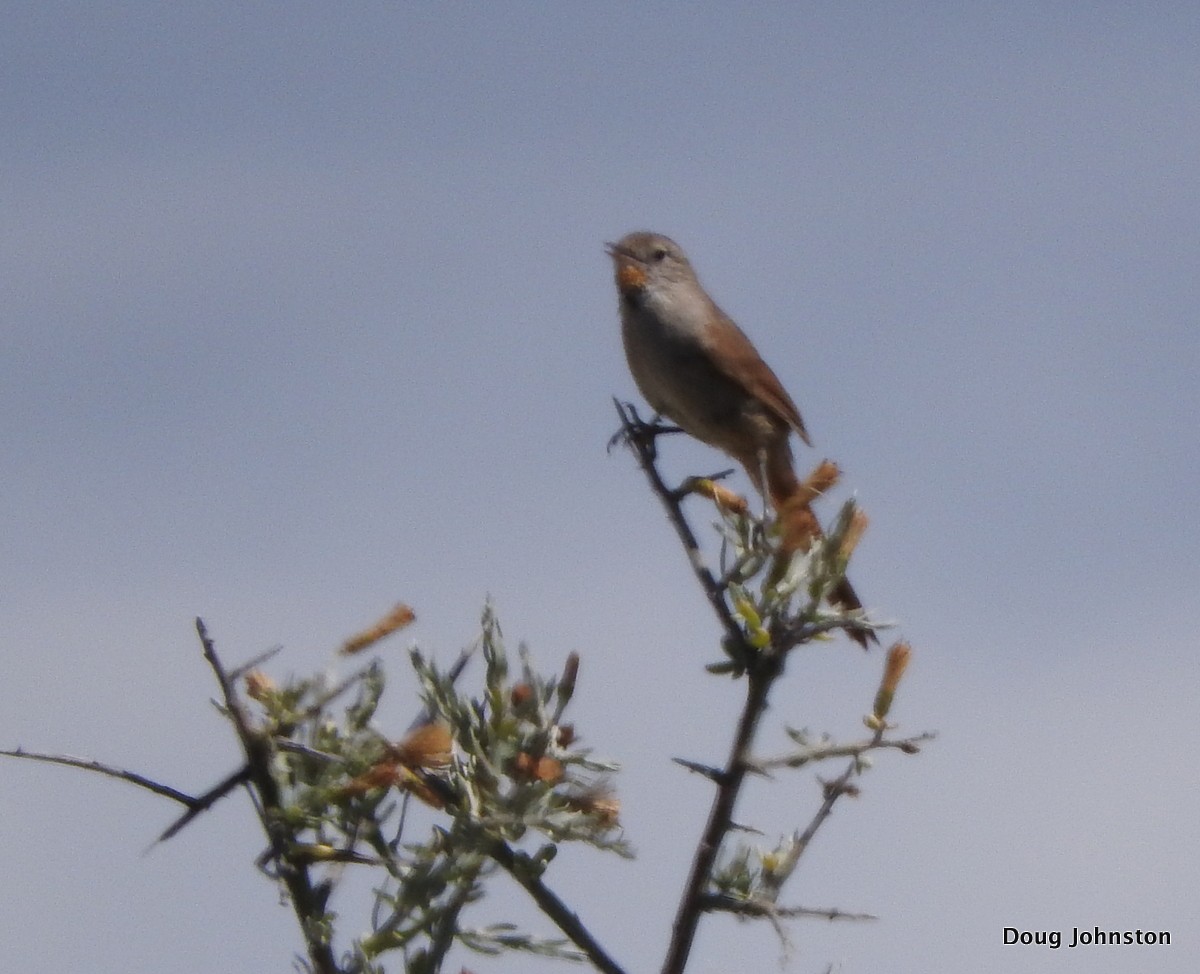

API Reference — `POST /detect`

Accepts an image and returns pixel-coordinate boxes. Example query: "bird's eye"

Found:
[651,247,669,262]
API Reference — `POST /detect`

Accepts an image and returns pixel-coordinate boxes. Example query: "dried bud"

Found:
[556,723,576,748]
[872,641,912,720]
[391,721,453,770]
[695,478,750,514]
[341,603,416,655]
[511,752,564,784]
[565,785,621,828]
[244,669,277,701]
[776,494,822,554]
[799,459,841,501]
[511,752,535,779]
[534,756,564,783]
[837,508,870,562]
[558,652,580,706]
[510,682,536,708]
[339,760,402,797]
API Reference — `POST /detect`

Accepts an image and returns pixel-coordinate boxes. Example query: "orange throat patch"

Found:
[616,262,647,293]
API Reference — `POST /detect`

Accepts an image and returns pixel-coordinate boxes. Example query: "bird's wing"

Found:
[702,309,812,446]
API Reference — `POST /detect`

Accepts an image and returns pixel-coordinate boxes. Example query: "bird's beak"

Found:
[605,241,640,263]
[607,244,648,292]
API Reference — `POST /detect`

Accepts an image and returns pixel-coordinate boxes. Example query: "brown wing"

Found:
[701,306,812,446]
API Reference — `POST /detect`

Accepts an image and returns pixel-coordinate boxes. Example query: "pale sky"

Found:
[3,4,1198,973]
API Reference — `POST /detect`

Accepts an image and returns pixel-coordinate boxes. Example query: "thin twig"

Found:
[671,757,727,783]
[155,764,253,843]
[760,729,903,894]
[294,664,378,725]
[698,893,877,922]
[773,614,885,652]
[228,645,285,682]
[750,730,936,773]
[0,748,197,806]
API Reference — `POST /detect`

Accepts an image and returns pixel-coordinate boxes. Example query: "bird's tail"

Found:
[765,453,876,650]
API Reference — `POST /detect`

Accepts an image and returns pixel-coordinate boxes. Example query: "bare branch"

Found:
[0,748,196,807]
[757,728,929,901]
[155,764,252,843]
[671,757,728,784]
[750,730,937,773]
[613,400,751,655]
[699,893,877,922]
[227,645,284,682]
[661,666,777,974]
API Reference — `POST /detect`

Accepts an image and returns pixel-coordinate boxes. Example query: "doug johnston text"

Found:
[1003,927,1170,949]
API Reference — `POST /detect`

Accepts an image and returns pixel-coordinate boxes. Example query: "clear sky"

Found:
[3,3,1198,972]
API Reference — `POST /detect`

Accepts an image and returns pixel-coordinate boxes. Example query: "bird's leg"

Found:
[607,401,683,459]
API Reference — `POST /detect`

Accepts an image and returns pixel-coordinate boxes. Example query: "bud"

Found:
[393,721,453,770]
[510,682,536,708]
[244,669,276,701]
[511,752,564,784]
[565,784,621,828]
[287,843,374,866]
[339,760,402,797]
[799,459,841,501]
[872,641,912,719]
[733,596,761,630]
[837,508,870,562]
[775,494,821,555]
[695,478,749,514]
[341,603,416,655]
[557,651,580,706]
[734,596,771,649]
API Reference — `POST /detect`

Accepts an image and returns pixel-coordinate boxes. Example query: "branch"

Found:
[749,730,936,773]
[0,748,197,807]
[756,727,932,900]
[612,401,793,974]
[699,893,877,922]
[612,400,750,655]
[661,666,777,974]
[418,859,487,974]
[613,399,906,973]
[490,840,627,974]
[194,618,342,974]
[155,764,252,843]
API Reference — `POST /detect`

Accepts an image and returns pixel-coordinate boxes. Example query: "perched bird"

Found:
[608,230,873,647]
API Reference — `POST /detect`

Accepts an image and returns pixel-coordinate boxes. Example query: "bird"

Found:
[607,230,874,647]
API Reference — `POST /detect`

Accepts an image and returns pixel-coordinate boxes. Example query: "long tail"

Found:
[761,444,876,650]
[829,577,875,650]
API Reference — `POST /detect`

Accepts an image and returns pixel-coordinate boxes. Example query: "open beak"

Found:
[605,241,641,263]
[607,243,648,292]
